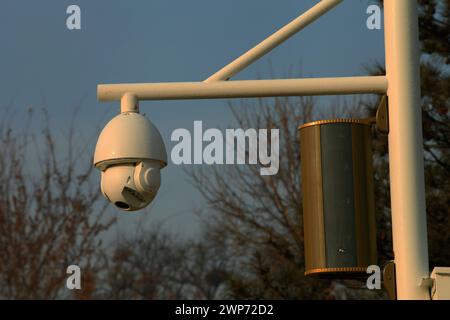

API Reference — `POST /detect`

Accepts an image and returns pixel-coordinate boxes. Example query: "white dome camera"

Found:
[93,94,167,211]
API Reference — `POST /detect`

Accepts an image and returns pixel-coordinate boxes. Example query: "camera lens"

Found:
[115,201,130,210]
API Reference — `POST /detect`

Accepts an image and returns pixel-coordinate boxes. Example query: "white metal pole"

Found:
[384,0,430,299]
[98,76,386,101]
[204,0,343,82]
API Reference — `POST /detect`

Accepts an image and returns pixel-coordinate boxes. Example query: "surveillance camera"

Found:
[93,111,167,211]
[100,160,162,211]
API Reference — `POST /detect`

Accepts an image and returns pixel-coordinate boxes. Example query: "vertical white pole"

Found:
[384,0,430,299]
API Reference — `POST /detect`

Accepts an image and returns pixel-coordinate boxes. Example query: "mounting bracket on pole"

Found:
[376,95,389,134]
[383,261,397,300]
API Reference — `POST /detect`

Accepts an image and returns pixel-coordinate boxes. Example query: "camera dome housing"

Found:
[94,112,167,211]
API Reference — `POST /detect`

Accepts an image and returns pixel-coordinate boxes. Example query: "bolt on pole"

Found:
[384,0,430,300]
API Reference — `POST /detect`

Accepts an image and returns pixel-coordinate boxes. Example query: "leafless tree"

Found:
[188,95,357,299]
[97,225,231,299]
[0,108,115,299]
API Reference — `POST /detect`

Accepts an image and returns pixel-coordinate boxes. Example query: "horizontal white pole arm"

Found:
[98,76,387,101]
[205,0,343,82]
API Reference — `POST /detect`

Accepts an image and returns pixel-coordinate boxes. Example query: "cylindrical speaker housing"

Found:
[299,119,377,278]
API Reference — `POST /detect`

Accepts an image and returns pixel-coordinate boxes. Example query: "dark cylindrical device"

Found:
[299,119,377,278]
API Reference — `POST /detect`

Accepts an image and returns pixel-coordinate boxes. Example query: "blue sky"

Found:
[0,0,385,239]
